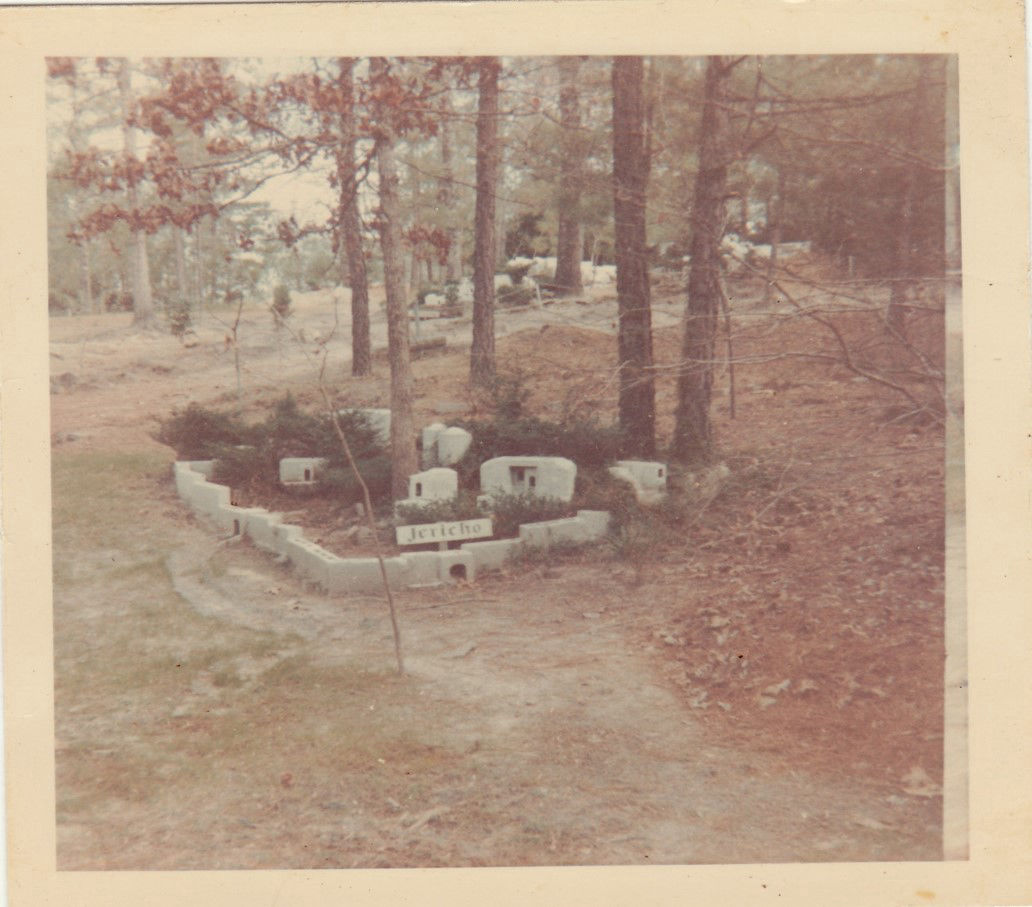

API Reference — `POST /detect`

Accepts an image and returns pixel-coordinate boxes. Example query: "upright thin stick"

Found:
[317,360,405,675]
[717,274,736,419]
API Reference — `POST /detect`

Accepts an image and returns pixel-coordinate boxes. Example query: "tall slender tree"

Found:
[470,56,501,385]
[887,55,935,335]
[611,56,656,457]
[554,56,585,296]
[336,57,372,377]
[671,56,734,463]
[117,59,155,326]
[64,62,96,313]
[369,57,419,500]
[437,84,463,283]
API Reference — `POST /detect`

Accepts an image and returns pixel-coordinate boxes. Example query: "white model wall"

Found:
[174,462,609,596]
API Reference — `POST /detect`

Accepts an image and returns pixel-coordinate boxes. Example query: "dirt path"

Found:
[51,288,944,868]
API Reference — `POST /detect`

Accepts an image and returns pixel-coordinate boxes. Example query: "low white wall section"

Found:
[461,538,523,571]
[173,462,607,595]
[609,460,668,504]
[518,510,611,551]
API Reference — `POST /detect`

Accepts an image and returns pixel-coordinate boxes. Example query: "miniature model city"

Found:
[173,408,670,595]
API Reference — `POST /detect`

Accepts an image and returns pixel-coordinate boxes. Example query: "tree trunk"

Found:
[337,57,372,376]
[174,225,190,307]
[887,56,933,335]
[554,56,585,296]
[370,57,419,501]
[80,235,95,313]
[671,56,733,464]
[68,71,96,314]
[117,59,155,326]
[611,56,656,458]
[438,89,463,282]
[409,250,421,299]
[470,57,501,386]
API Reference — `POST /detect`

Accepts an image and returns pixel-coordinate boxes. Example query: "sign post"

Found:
[395,517,493,548]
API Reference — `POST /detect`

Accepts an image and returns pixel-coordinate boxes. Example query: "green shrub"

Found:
[153,403,247,460]
[453,414,624,489]
[486,491,571,539]
[484,370,532,420]
[210,444,267,490]
[393,491,482,526]
[156,395,390,503]
[573,467,639,530]
[319,456,392,506]
[457,370,624,474]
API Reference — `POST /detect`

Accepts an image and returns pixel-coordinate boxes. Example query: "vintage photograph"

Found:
[43,51,963,870]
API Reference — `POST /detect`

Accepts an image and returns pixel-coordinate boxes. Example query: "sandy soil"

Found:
[51,277,947,868]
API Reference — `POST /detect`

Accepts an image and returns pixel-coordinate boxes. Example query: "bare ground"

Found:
[51,280,946,868]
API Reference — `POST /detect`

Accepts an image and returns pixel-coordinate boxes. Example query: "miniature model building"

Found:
[421,423,447,467]
[280,457,327,485]
[608,460,668,504]
[437,426,473,465]
[421,423,473,467]
[407,467,459,502]
[479,456,577,503]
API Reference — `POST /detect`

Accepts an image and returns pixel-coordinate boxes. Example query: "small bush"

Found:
[166,302,192,339]
[156,395,390,503]
[393,491,482,526]
[453,413,624,489]
[320,455,392,506]
[153,403,247,460]
[486,491,571,539]
[484,370,532,420]
[573,467,639,529]
[272,284,291,321]
[210,444,266,490]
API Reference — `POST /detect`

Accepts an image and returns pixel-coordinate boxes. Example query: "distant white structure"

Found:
[504,256,617,288]
[581,261,617,285]
[437,426,473,466]
[609,460,668,505]
[480,456,577,503]
[280,457,326,485]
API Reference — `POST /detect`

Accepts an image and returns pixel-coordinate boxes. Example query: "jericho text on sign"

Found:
[395,518,493,546]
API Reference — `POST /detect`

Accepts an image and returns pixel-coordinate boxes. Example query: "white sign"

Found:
[395,518,493,546]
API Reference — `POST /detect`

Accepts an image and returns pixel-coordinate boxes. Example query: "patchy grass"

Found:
[52,450,473,867]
